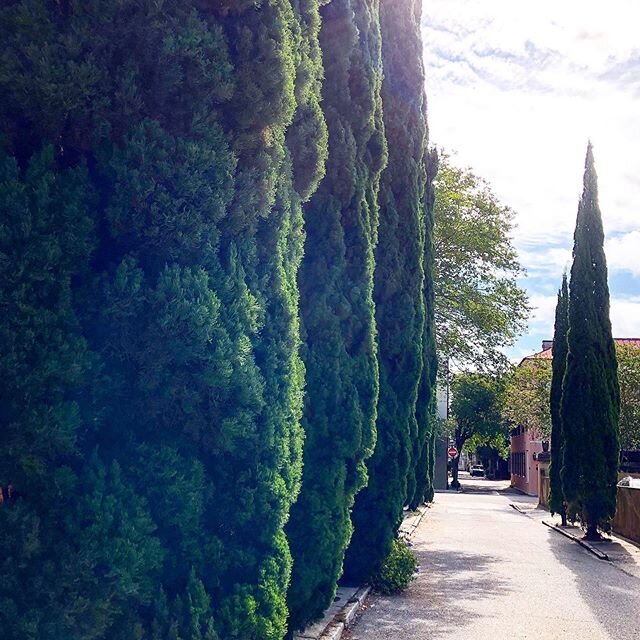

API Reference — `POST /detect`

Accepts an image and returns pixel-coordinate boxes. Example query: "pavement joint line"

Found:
[542,519,610,561]
[298,503,430,640]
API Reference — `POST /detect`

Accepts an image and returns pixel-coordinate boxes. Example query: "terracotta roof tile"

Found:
[519,338,640,366]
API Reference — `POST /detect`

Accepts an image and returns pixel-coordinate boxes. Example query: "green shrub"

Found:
[370,539,418,595]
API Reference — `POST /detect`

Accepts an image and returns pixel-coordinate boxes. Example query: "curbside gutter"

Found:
[294,504,431,640]
[542,519,610,561]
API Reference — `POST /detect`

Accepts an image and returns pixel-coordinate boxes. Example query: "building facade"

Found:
[510,425,544,495]
[510,338,640,497]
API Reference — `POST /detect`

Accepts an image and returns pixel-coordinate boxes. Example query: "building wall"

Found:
[436,385,448,420]
[510,427,543,496]
[433,436,449,490]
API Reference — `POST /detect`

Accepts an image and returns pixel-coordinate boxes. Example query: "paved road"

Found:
[346,475,640,640]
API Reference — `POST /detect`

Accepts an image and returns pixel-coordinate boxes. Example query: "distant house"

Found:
[510,338,640,497]
[509,341,552,495]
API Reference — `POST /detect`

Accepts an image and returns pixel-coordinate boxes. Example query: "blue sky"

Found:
[421,0,640,361]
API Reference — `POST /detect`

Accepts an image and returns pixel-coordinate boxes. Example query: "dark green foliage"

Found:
[370,539,418,595]
[0,1,323,638]
[549,275,568,520]
[561,144,620,537]
[285,0,385,632]
[286,0,328,201]
[344,0,432,584]
[0,148,163,640]
[408,148,439,509]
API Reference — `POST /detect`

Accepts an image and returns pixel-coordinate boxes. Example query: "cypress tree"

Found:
[285,0,386,632]
[561,143,620,540]
[409,148,439,509]
[549,274,569,525]
[343,0,432,583]
[0,2,324,638]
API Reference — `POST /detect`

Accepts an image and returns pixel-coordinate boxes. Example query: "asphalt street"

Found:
[346,475,640,640]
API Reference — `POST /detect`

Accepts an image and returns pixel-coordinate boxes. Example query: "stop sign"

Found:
[448,446,458,458]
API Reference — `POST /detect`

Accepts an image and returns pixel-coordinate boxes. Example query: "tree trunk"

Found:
[560,503,567,527]
[450,455,460,489]
[585,522,601,541]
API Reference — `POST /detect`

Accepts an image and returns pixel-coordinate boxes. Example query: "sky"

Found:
[421,0,640,362]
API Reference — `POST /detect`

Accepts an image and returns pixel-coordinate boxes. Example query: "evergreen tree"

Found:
[561,143,620,540]
[409,148,439,509]
[285,0,386,632]
[343,0,432,583]
[0,2,325,638]
[549,274,569,525]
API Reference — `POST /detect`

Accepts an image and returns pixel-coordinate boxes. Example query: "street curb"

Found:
[317,586,371,639]
[297,504,430,640]
[399,503,430,539]
[509,503,529,516]
[542,520,610,561]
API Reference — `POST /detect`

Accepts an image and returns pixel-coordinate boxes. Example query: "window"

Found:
[511,451,526,477]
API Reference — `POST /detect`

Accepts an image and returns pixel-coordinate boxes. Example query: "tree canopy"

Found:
[433,154,529,373]
[0,2,326,637]
[1,0,441,636]
[503,358,552,439]
[448,372,507,488]
[618,344,640,451]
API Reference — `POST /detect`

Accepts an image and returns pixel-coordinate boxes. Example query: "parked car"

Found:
[470,465,484,477]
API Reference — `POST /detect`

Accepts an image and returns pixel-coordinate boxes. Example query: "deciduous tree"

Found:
[433,156,529,373]
[449,373,507,489]
[503,359,552,439]
[617,344,640,451]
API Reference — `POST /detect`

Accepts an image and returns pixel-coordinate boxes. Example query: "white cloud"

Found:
[611,296,640,338]
[606,231,640,277]
[527,293,558,334]
[422,0,640,358]
[518,245,571,280]
[515,293,640,354]
[423,0,640,247]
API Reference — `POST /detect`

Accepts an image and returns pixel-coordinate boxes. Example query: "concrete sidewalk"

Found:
[346,477,640,640]
[507,491,640,581]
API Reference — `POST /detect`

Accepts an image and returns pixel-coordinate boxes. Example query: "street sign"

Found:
[448,446,458,459]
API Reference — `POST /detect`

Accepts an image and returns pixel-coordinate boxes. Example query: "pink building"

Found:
[510,338,640,497]
[510,425,543,495]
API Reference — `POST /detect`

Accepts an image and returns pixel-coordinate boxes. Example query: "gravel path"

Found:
[346,477,640,640]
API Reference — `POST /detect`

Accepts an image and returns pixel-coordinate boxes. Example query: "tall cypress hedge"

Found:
[409,148,439,510]
[549,274,568,524]
[561,144,620,539]
[343,0,432,583]
[284,0,386,632]
[0,2,325,638]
